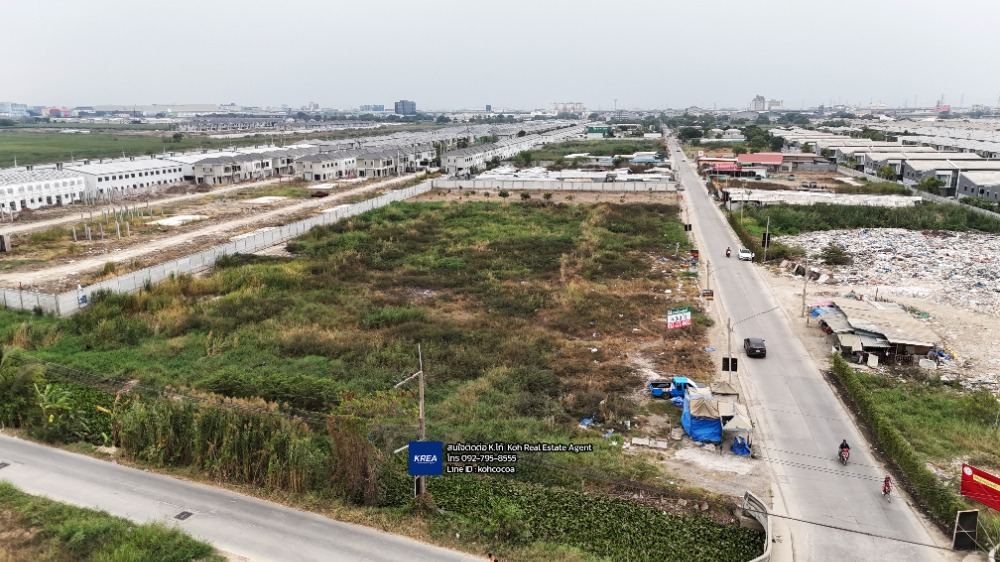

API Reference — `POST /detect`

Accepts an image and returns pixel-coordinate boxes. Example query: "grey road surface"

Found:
[0,434,480,562]
[667,136,955,562]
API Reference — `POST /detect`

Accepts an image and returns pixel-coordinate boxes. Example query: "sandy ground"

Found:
[413,188,678,205]
[0,175,420,292]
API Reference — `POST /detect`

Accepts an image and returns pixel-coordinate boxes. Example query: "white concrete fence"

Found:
[431,179,675,192]
[0,182,433,317]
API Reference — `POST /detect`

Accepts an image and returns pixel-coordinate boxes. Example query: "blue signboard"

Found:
[408,441,443,476]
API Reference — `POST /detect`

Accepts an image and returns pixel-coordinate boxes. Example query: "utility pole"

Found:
[726,317,733,384]
[395,344,426,497]
[801,254,809,318]
[762,215,770,263]
[707,259,712,292]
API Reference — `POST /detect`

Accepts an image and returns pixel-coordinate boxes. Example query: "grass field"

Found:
[0,124,442,168]
[0,481,221,562]
[0,200,762,560]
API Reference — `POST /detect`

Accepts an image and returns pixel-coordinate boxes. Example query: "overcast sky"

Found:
[5,0,1000,111]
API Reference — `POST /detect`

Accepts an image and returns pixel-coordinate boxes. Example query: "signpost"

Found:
[667,307,692,330]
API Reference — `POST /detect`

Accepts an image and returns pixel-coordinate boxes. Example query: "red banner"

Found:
[961,464,1000,511]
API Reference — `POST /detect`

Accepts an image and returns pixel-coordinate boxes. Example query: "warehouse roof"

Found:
[903,160,1000,173]
[65,160,185,175]
[0,169,85,186]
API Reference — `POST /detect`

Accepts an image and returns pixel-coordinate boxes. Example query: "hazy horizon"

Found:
[6,0,1000,111]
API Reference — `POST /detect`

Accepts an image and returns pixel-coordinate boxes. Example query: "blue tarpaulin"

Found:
[731,436,751,456]
[681,394,722,443]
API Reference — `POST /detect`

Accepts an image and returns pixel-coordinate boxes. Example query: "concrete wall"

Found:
[1,182,433,317]
[432,179,674,192]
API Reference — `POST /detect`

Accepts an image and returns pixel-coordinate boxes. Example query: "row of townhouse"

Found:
[442,125,583,177]
[0,120,585,213]
[294,144,437,181]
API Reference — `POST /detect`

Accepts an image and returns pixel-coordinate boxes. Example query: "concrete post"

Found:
[72,226,77,241]
[126,222,130,237]
[115,222,121,239]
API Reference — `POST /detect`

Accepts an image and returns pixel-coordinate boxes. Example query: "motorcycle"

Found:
[838,447,850,466]
[883,482,892,503]
[725,249,731,258]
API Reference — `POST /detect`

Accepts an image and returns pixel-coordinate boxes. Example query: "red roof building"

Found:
[737,153,784,167]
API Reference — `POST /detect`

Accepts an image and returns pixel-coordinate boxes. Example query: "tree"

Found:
[800,143,814,153]
[769,137,785,151]
[820,243,853,265]
[732,146,747,156]
[876,165,896,180]
[612,156,628,168]
[916,176,946,195]
[435,115,451,123]
[543,193,553,203]
[756,114,770,124]
[498,190,510,202]
[520,192,530,200]
[172,132,184,142]
[512,151,533,168]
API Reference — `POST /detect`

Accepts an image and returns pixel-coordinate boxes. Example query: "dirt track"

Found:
[0,175,419,291]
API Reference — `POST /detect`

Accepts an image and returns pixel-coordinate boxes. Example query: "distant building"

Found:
[0,102,28,117]
[767,99,783,110]
[553,102,585,114]
[394,100,417,115]
[751,95,766,111]
[486,104,492,112]
[360,104,384,112]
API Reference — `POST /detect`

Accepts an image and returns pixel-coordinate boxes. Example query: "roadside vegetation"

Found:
[0,481,221,562]
[0,200,758,560]
[830,180,910,196]
[829,356,1000,543]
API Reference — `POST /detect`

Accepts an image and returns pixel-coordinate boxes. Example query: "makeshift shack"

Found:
[681,390,722,443]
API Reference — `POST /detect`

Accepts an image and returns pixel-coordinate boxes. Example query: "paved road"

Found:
[0,434,479,562]
[667,136,954,562]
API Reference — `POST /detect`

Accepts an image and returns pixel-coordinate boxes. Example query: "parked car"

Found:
[738,248,754,261]
[648,377,706,399]
[744,337,767,358]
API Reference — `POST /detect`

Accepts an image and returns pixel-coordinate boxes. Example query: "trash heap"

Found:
[778,228,1000,316]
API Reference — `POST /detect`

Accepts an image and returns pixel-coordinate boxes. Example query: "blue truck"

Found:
[647,377,706,399]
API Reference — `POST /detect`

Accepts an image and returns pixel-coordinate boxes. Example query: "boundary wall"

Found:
[1,182,432,317]
[431,179,675,192]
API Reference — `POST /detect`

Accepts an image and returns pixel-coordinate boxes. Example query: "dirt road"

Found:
[0,175,420,289]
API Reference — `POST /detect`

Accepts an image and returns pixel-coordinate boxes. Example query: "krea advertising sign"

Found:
[408,441,444,476]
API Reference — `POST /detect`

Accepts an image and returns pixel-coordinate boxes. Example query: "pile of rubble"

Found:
[778,228,1000,316]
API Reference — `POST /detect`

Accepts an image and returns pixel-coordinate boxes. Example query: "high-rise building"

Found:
[750,95,766,111]
[767,99,783,110]
[486,104,492,112]
[394,100,417,115]
[360,104,385,112]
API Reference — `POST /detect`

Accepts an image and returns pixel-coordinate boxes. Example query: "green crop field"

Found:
[527,139,664,161]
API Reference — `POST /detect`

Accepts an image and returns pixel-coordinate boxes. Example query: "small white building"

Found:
[0,169,87,212]
[65,159,186,198]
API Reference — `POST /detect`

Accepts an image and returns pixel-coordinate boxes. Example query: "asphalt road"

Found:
[0,434,480,562]
[667,136,954,562]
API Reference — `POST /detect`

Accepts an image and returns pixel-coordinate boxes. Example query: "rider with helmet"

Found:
[726,246,732,258]
[838,439,850,462]
[883,475,892,495]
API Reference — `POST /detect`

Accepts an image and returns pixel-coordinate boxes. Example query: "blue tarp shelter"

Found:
[681,391,722,443]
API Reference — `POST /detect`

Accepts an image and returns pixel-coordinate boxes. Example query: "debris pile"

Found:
[778,228,1000,316]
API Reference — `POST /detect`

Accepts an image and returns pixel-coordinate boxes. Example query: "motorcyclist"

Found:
[838,439,850,461]
[882,475,892,495]
[725,246,731,258]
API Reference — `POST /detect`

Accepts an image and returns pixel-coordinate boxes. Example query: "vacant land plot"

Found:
[0,123,442,168]
[529,139,663,161]
[0,200,762,560]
